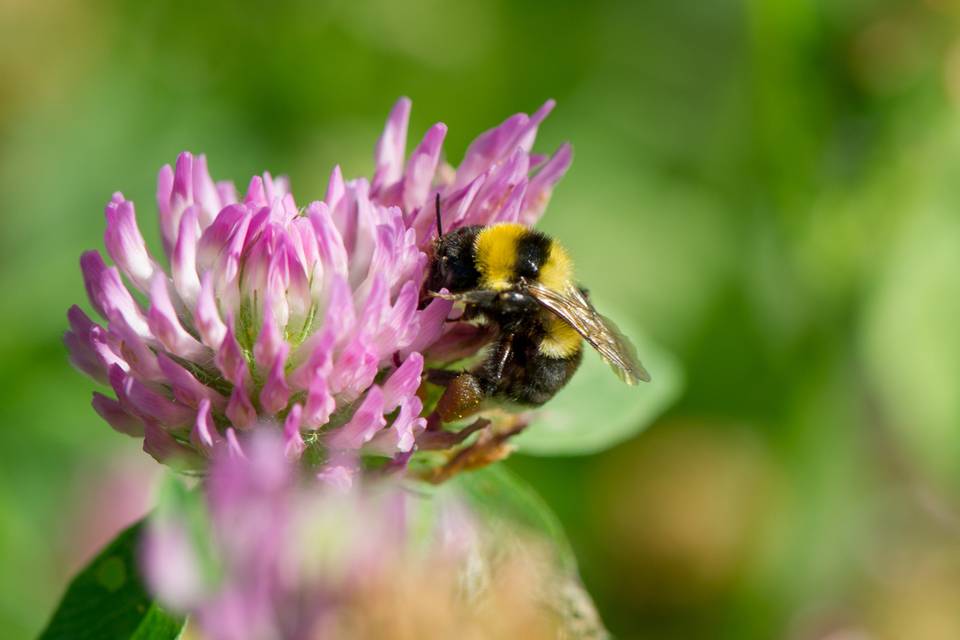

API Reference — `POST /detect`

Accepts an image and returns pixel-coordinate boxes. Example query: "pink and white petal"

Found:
[80,251,151,339]
[243,175,267,208]
[65,329,107,383]
[156,353,225,410]
[402,295,453,357]
[316,451,358,491]
[225,375,257,430]
[347,195,379,287]
[462,148,529,227]
[308,202,348,279]
[143,420,199,465]
[253,292,284,371]
[157,163,174,220]
[283,404,305,460]
[157,152,196,256]
[92,392,144,437]
[290,217,319,277]
[241,206,273,259]
[261,171,290,204]
[104,195,160,292]
[172,152,195,204]
[353,224,399,304]
[190,397,222,456]
[280,192,298,221]
[171,206,202,307]
[65,306,125,383]
[374,280,420,356]
[449,172,485,228]
[356,273,390,338]
[381,352,424,412]
[422,323,492,363]
[257,173,284,207]
[195,271,227,350]
[515,99,556,153]
[216,180,238,209]
[454,112,528,189]
[214,319,245,385]
[218,210,254,285]
[147,274,206,361]
[491,180,527,224]
[296,275,353,359]
[108,320,163,382]
[259,344,291,415]
[325,165,346,211]
[371,97,411,196]
[67,304,99,337]
[280,242,311,330]
[197,204,246,273]
[521,142,572,225]
[528,153,549,170]
[109,365,193,429]
[325,386,386,451]
[290,329,333,391]
[156,164,176,256]
[413,173,483,242]
[392,240,426,300]
[142,518,207,611]
[366,396,425,455]
[191,398,218,454]
[192,154,222,227]
[330,339,379,401]
[328,179,357,248]
[224,428,246,460]
[303,374,335,428]
[402,122,447,213]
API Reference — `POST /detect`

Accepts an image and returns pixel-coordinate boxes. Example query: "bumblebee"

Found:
[425,195,650,422]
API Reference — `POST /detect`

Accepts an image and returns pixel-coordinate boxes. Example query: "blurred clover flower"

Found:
[65,98,571,480]
[144,432,601,640]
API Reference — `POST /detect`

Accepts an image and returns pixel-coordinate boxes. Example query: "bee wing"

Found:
[525,281,651,385]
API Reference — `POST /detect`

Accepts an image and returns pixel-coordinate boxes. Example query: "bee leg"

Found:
[435,334,514,423]
[444,303,481,324]
[459,303,483,322]
[425,368,461,387]
[480,332,514,390]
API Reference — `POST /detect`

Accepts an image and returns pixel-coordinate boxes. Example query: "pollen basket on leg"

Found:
[474,223,528,290]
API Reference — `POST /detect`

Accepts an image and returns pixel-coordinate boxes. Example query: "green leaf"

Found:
[862,201,960,488]
[514,308,684,456]
[450,465,610,638]
[39,519,185,640]
[450,464,577,571]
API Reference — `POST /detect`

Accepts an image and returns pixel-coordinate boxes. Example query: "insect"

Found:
[425,195,650,422]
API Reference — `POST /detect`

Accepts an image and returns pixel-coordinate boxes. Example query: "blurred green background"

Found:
[3,0,960,638]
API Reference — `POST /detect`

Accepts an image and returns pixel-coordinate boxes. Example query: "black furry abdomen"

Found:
[480,334,583,406]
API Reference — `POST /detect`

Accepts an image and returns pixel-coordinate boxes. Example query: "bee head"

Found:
[427,226,482,294]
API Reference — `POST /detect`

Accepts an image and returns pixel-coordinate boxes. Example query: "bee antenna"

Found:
[435,192,444,238]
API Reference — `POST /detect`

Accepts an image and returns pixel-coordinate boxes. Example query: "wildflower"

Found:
[143,432,605,640]
[65,98,572,477]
